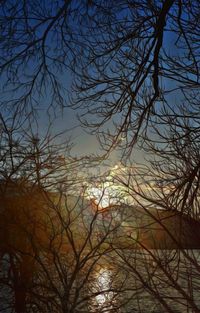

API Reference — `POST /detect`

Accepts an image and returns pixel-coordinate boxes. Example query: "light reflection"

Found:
[90,267,116,312]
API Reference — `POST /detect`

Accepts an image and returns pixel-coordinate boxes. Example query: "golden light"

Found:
[89,267,116,312]
[87,183,116,209]
[95,267,114,306]
[86,164,128,209]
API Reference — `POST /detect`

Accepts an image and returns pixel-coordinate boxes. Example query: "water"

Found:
[1,250,200,313]
[89,267,117,312]
[88,250,200,313]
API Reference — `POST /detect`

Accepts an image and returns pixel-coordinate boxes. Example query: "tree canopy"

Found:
[1,0,200,156]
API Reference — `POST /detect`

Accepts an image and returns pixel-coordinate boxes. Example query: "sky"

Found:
[0,0,187,169]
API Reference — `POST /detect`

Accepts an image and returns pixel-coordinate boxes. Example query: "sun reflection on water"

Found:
[90,266,116,312]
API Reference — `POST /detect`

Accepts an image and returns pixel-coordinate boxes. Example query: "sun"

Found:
[85,163,128,210]
[86,182,125,210]
[87,185,111,209]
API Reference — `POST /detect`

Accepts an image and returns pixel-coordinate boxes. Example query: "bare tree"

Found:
[1,1,200,156]
[1,2,200,313]
[0,177,130,313]
[0,117,127,313]
[0,0,88,114]
[108,112,200,312]
[71,0,200,156]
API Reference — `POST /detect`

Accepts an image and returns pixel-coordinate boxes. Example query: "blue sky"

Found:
[0,0,189,166]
